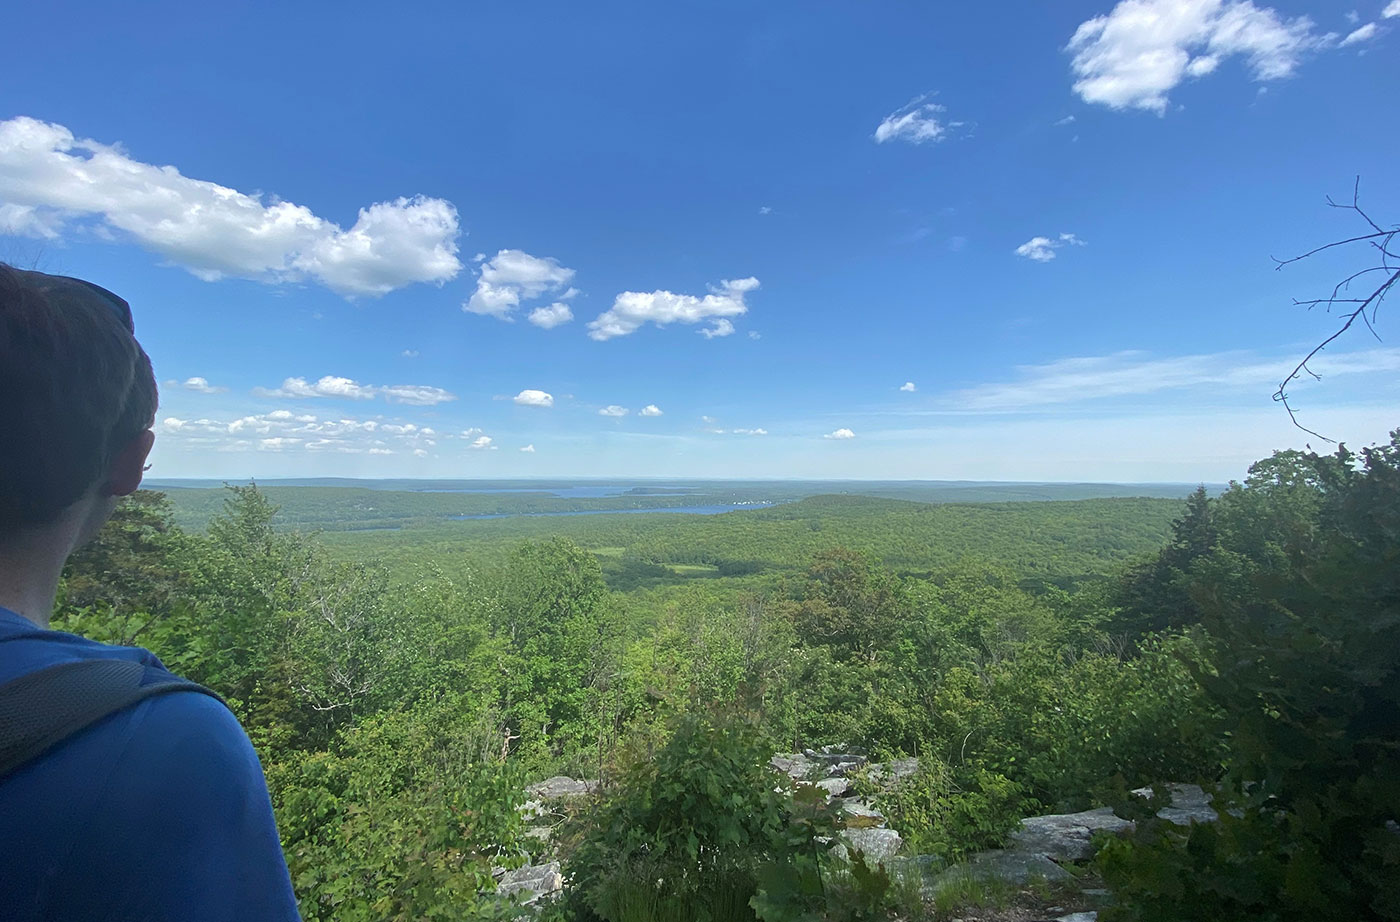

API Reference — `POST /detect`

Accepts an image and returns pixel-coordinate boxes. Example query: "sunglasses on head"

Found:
[16,270,134,333]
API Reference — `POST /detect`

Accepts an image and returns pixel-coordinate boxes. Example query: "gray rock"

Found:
[526,776,598,799]
[839,799,886,828]
[930,849,1071,892]
[834,827,904,865]
[865,757,920,788]
[803,748,868,768]
[1009,806,1135,861]
[828,760,865,777]
[523,826,554,844]
[817,777,852,798]
[498,861,564,904]
[517,799,548,821]
[1056,914,1098,922]
[770,753,818,781]
[1131,783,1218,826]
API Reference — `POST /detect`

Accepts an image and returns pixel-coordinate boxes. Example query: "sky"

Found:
[2,0,1398,482]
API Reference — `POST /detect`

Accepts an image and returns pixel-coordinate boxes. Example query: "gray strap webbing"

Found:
[0,658,224,780]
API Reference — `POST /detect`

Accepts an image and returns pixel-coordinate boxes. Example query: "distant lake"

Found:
[418,486,696,499]
[449,502,779,520]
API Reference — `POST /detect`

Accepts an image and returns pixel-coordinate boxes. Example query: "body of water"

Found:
[449,502,778,521]
[418,486,695,499]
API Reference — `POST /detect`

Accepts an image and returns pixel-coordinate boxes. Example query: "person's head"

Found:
[0,265,158,551]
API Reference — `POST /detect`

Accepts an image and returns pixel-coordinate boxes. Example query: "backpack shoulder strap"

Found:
[0,658,225,780]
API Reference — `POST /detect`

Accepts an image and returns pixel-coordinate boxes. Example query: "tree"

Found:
[1273,180,1398,440]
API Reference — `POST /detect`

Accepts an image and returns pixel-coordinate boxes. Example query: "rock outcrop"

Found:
[497,862,564,905]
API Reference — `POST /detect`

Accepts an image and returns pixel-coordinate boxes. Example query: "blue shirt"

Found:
[0,608,301,921]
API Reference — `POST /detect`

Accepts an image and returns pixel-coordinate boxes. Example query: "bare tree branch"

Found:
[1273,179,1399,442]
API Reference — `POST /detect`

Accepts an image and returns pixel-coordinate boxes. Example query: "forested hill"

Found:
[314,493,1183,591]
[55,437,1399,920]
[149,479,1207,532]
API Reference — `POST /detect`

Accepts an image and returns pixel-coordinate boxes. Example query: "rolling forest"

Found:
[55,434,1400,922]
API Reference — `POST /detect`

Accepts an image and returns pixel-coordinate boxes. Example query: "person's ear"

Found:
[107,429,156,497]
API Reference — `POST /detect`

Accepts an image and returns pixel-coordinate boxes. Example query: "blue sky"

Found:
[2,0,1397,481]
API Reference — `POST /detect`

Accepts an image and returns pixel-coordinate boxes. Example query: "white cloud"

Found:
[401,349,420,358]
[156,410,439,456]
[900,381,917,392]
[599,405,629,417]
[255,376,374,400]
[1340,22,1378,45]
[700,318,736,339]
[748,330,762,340]
[181,376,226,394]
[1015,232,1085,262]
[0,202,63,238]
[758,205,773,215]
[947,347,1400,411]
[824,428,856,440]
[589,277,758,340]
[874,95,956,144]
[252,375,455,405]
[377,384,457,406]
[520,444,536,453]
[1055,115,1078,126]
[701,416,716,424]
[528,302,574,329]
[640,404,664,417]
[468,435,496,450]
[514,389,554,407]
[733,428,769,436]
[464,249,575,320]
[1384,1,1400,18]
[0,117,461,295]
[1066,0,1328,114]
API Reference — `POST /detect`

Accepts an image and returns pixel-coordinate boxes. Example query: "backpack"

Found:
[0,658,223,780]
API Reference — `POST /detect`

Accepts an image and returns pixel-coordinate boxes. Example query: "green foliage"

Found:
[70,446,1390,921]
[271,695,527,922]
[875,761,1027,860]
[1098,434,1400,922]
[560,711,893,922]
[561,709,787,922]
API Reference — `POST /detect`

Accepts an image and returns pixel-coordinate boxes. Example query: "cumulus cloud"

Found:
[157,410,438,455]
[464,249,575,320]
[180,376,227,394]
[1385,1,1400,18]
[599,405,629,417]
[401,349,420,358]
[468,435,496,450]
[900,381,917,392]
[733,428,768,436]
[377,384,457,406]
[1340,22,1379,45]
[700,318,736,339]
[528,302,574,329]
[874,95,959,144]
[0,202,63,238]
[1015,233,1085,262]
[0,117,461,295]
[253,375,455,405]
[759,205,773,215]
[589,277,758,341]
[514,389,554,407]
[640,404,664,416]
[1066,0,1329,114]
[824,428,856,440]
[520,444,536,453]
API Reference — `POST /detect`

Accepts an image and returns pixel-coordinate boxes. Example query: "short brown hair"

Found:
[0,265,158,533]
